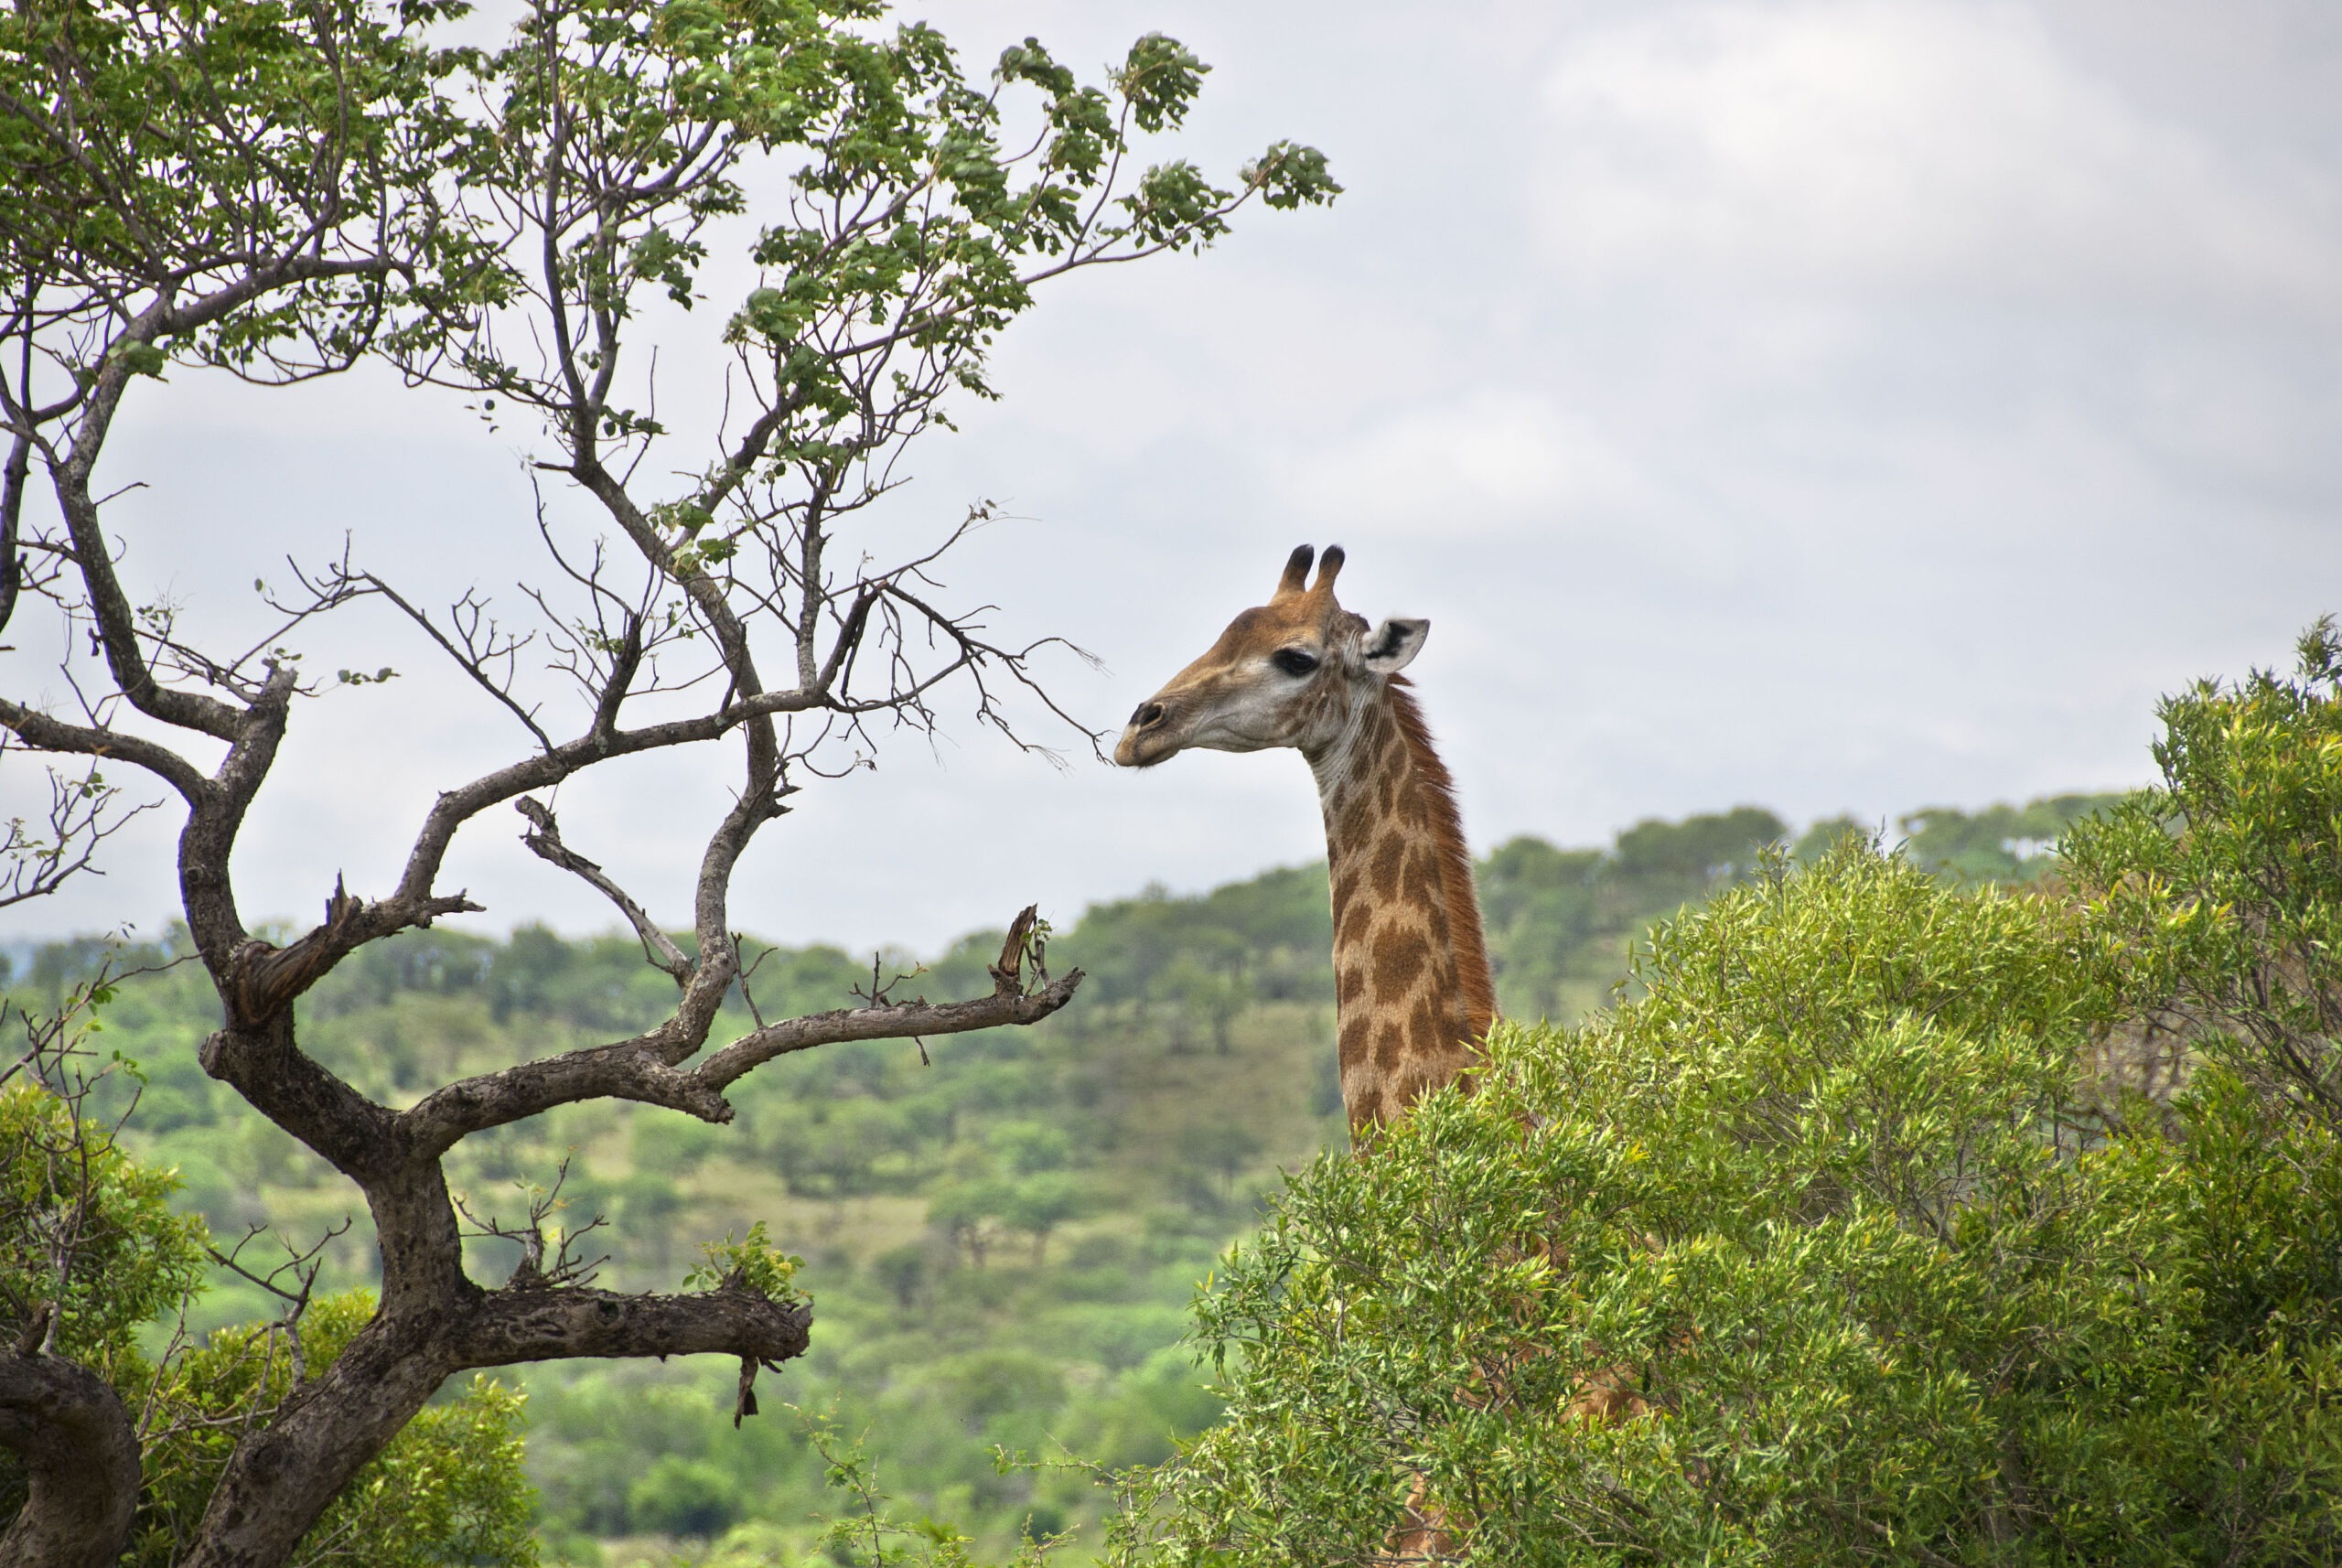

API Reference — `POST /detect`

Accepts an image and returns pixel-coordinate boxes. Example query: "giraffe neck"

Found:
[1306,676,1496,1131]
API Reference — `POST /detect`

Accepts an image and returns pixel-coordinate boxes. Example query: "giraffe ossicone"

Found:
[1114,543,1496,1131]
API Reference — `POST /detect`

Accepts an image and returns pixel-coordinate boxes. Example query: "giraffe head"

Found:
[1114,544,1429,768]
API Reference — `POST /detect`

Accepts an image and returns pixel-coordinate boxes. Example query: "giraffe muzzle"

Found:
[1114,700,1179,768]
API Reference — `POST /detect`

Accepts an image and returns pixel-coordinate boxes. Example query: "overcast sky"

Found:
[5,0,2340,956]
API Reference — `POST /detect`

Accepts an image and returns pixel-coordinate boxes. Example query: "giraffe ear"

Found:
[1361,618,1427,674]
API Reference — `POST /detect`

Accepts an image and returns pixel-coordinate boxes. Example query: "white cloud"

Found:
[1534,0,2342,315]
[1272,391,1652,535]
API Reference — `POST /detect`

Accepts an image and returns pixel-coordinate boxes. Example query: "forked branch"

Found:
[226,877,483,1026]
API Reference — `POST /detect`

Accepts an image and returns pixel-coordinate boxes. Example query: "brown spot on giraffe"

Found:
[1409,991,1444,1054]
[1402,843,1442,907]
[1375,1020,1407,1070]
[1372,921,1430,999]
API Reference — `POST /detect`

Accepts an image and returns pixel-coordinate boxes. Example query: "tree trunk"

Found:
[177,1316,457,1568]
[0,1351,141,1568]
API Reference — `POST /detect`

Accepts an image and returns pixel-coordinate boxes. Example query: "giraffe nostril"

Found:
[1133,703,1166,729]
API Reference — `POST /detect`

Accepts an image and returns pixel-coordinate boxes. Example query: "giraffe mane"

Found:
[1383,674,1498,1043]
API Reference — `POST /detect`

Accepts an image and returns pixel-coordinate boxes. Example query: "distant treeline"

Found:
[1060,793,2121,1026]
[4,793,2122,1039]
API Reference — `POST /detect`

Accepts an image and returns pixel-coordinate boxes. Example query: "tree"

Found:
[1112,644,2342,1564]
[871,1240,928,1310]
[1897,793,2125,884]
[928,1176,1009,1272]
[1609,805,1787,886]
[1176,1122,1262,1206]
[1001,1170,1084,1265]
[1150,957,1252,1056]
[0,0,1335,1560]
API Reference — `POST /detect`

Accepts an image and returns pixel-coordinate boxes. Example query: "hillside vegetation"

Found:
[2,797,2113,1563]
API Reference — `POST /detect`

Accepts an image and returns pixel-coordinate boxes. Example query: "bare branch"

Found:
[39,256,415,744]
[0,697,209,806]
[694,964,1081,1095]
[514,796,690,983]
[0,423,27,639]
[457,1158,608,1291]
[0,757,158,908]
[451,1277,810,1373]
[207,1219,350,1310]
[358,572,552,751]
[397,910,1082,1153]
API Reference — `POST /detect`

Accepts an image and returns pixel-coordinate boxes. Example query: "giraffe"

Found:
[1113,540,1494,1131]
[1117,544,1639,1563]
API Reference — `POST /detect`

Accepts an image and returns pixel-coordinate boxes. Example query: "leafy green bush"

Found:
[1,1079,208,1367]
[628,1454,742,1540]
[2066,618,2342,1132]
[1118,690,2342,1568]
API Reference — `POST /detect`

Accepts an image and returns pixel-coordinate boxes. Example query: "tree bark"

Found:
[0,1351,141,1568]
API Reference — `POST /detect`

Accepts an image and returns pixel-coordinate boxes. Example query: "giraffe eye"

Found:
[1272,649,1320,677]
